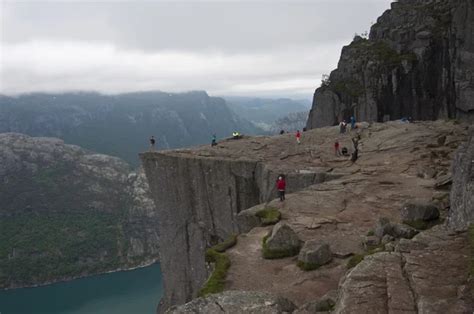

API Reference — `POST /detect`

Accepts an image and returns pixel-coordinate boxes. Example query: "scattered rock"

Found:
[375,218,418,240]
[165,290,296,313]
[237,206,263,233]
[295,296,336,313]
[381,234,395,245]
[362,236,380,250]
[297,241,332,271]
[263,222,302,259]
[401,201,440,223]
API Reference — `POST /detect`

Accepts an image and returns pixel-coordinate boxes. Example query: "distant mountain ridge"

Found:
[0,91,261,166]
[224,96,311,131]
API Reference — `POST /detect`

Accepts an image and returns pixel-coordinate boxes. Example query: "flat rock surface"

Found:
[222,121,471,308]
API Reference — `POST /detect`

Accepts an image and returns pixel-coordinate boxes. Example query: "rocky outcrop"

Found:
[297,241,332,270]
[0,133,159,289]
[401,201,440,223]
[334,225,472,313]
[448,128,474,230]
[165,290,296,314]
[140,144,338,311]
[307,0,474,129]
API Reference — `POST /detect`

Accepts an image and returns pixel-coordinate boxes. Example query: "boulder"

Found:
[264,222,302,258]
[297,241,332,270]
[362,236,380,250]
[375,218,418,240]
[237,205,264,233]
[401,201,440,222]
[165,290,296,313]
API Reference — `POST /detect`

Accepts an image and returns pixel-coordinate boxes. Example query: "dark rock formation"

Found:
[374,218,418,240]
[307,0,474,129]
[165,290,296,314]
[400,201,440,222]
[448,128,474,230]
[0,133,158,289]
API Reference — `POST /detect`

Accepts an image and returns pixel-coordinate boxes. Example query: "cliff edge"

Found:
[141,120,472,312]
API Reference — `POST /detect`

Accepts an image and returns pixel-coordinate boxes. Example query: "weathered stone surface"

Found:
[334,252,416,313]
[165,290,296,314]
[335,226,472,313]
[266,222,302,253]
[294,297,335,314]
[375,218,418,240]
[362,236,380,250]
[297,241,332,268]
[448,129,474,230]
[236,205,265,234]
[401,201,440,222]
[141,145,332,311]
[306,0,474,129]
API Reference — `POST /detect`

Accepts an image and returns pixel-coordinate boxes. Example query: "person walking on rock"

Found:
[339,120,347,134]
[276,176,286,201]
[335,140,341,156]
[296,130,301,144]
[211,134,217,146]
[350,116,356,130]
[149,136,156,151]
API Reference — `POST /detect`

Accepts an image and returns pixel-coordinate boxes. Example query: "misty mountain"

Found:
[224,96,311,130]
[0,91,262,166]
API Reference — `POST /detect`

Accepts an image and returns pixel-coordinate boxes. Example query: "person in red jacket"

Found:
[276,176,286,201]
[296,130,301,144]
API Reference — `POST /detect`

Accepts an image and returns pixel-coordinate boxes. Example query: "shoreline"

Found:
[1,258,159,291]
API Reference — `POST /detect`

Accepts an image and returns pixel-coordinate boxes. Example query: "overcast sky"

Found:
[0,0,392,98]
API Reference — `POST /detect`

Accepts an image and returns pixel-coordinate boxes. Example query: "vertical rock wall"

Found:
[141,152,334,312]
[307,0,474,129]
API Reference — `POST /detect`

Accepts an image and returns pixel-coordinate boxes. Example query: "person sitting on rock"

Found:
[149,136,156,151]
[339,120,347,134]
[341,147,349,156]
[276,176,286,201]
[280,130,285,135]
[232,131,241,139]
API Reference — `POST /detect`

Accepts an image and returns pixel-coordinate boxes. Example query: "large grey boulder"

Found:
[448,129,474,230]
[374,218,418,240]
[165,290,296,314]
[265,222,302,252]
[297,241,332,270]
[236,205,264,233]
[400,201,440,222]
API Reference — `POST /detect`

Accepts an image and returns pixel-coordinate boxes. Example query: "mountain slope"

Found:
[0,91,261,166]
[0,133,158,289]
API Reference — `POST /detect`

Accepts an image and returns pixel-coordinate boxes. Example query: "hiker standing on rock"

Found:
[296,130,301,144]
[335,140,341,156]
[149,136,156,151]
[211,134,217,146]
[350,116,356,130]
[276,176,286,201]
[339,120,347,134]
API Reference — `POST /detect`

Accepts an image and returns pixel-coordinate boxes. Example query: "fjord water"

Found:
[0,263,163,314]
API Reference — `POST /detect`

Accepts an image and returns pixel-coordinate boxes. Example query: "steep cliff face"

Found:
[448,127,474,230]
[0,133,159,289]
[140,136,338,311]
[307,0,474,129]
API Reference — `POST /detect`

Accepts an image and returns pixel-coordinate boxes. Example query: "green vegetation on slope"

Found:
[256,208,281,226]
[198,235,237,297]
[0,210,146,288]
